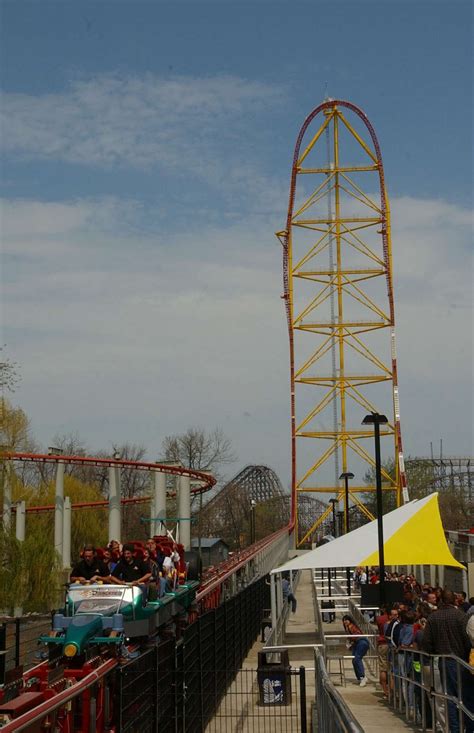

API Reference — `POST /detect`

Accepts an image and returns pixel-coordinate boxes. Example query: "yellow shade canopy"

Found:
[272,493,464,574]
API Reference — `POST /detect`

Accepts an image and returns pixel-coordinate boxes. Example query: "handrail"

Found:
[0,658,117,732]
[197,526,289,601]
[313,647,364,733]
[387,646,474,731]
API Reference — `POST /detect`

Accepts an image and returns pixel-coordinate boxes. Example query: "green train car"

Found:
[40,582,198,659]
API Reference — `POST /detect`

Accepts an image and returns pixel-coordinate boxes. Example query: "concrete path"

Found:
[207,570,417,731]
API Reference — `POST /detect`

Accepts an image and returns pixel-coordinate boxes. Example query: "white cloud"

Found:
[1,73,282,174]
[1,193,472,481]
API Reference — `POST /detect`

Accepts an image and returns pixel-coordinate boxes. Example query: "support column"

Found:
[53,461,65,558]
[2,466,11,532]
[178,474,191,551]
[63,497,71,570]
[270,574,277,634]
[14,501,26,617]
[419,565,425,584]
[15,500,25,540]
[430,565,436,587]
[438,565,445,589]
[154,471,167,536]
[108,464,121,543]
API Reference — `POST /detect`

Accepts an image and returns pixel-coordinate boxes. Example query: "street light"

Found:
[362,412,388,605]
[250,499,257,544]
[329,498,338,537]
[339,471,354,534]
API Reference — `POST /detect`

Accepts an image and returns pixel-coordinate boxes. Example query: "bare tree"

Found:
[0,347,20,394]
[161,427,236,479]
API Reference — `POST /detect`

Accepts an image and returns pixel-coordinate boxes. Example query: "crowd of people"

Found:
[69,537,186,599]
[346,568,474,733]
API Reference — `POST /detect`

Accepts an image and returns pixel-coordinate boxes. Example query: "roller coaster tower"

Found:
[277,99,409,546]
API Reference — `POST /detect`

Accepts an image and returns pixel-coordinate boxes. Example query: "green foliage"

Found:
[362,458,397,517]
[0,526,61,613]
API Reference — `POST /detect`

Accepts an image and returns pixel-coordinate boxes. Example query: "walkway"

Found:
[207,570,417,731]
[322,617,416,732]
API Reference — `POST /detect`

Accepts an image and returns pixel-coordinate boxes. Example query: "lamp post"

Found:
[339,471,354,598]
[329,498,338,537]
[339,471,354,534]
[250,499,257,544]
[362,412,388,605]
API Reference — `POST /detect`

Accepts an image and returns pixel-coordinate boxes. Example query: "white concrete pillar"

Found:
[438,565,445,589]
[419,565,425,584]
[154,470,167,535]
[462,569,468,596]
[276,573,283,618]
[15,500,25,541]
[178,474,191,551]
[108,464,121,543]
[53,461,65,558]
[430,565,436,587]
[63,497,71,569]
[270,574,277,633]
[2,467,12,532]
[14,500,26,617]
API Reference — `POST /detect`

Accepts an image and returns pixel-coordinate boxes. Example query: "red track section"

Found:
[0,658,117,732]
[6,451,216,514]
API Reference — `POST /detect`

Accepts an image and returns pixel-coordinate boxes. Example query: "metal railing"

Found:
[0,616,51,682]
[264,570,301,648]
[313,647,364,733]
[387,647,474,732]
[347,597,378,677]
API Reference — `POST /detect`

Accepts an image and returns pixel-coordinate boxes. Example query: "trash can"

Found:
[257,650,292,705]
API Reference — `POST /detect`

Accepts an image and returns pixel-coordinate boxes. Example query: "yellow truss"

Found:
[281,103,403,545]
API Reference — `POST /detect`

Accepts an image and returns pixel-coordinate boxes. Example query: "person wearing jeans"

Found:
[343,614,370,686]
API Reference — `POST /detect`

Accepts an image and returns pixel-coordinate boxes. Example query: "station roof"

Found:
[191,538,228,549]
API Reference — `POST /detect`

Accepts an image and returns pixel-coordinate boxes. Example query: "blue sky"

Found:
[1,1,472,490]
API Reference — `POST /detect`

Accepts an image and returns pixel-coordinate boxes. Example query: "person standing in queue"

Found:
[342,614,370,687]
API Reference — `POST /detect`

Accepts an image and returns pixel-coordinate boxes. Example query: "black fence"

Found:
[117,575,272,732]
[0,616,51,683]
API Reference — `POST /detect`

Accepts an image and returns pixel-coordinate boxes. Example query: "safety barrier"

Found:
[347,597,378,677]
[0,616,51,682]
[312,647,364,733]
[197,526,290,611]
[387,647,474,732]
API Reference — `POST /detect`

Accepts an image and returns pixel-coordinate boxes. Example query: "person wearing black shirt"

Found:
[110,544,152,586]
[70,545,110,584]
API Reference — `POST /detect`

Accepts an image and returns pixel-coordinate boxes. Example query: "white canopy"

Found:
[271,493,464,574]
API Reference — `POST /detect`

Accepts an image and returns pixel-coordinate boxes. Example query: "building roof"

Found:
[191,538,228,549]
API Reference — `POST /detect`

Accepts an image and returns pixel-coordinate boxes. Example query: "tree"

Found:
[162,427,236,481]
[363,456,472,530]
[0,347,20,394]
[362,458,397,518]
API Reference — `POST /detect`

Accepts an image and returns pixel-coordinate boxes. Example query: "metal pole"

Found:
[299,666,307,733]
[53,460,65,558]
[374,419,386,605]
[344,475,350,534]
[62,497,71,569]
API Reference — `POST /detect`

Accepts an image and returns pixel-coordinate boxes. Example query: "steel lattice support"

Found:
[277,99,408,546]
